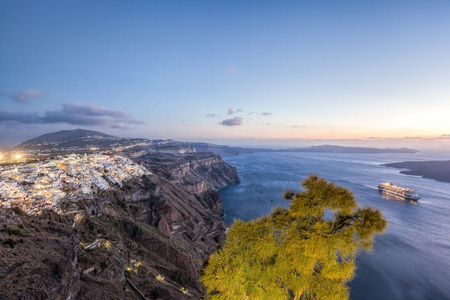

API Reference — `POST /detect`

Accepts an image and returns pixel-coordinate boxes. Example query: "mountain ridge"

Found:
[18,129,114,146]
[15,129,419,155]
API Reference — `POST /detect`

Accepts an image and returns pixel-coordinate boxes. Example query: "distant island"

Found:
[12,129,419,157]
[383,160,450,183]
[266,145,418,154]
[180,144,419,156]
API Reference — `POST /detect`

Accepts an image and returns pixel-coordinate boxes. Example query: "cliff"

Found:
[132,151,240,194]
[0,209,81,299]
[0,152,240,299]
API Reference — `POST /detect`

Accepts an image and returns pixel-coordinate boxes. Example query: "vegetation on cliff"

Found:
[201,175,387,300]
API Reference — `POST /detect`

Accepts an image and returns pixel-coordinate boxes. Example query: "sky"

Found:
[1,1,450,149]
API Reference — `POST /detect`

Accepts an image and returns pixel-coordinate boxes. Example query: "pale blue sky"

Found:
[1,1,450,147]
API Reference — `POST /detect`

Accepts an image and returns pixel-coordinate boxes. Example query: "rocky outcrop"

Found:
[134,152,240,193]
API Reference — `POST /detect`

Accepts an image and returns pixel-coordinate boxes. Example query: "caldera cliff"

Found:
[0,151,239,299]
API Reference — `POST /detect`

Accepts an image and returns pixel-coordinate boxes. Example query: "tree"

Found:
[201,175,386,300]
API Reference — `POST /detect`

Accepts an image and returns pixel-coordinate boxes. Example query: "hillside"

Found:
[0,151,239,299]
[383,160,450,183]
[18,129,114,146]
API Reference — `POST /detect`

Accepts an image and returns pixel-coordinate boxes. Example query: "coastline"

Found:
[383,160,450,183]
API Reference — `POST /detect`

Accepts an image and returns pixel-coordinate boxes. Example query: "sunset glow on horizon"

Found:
[1,1,450,149]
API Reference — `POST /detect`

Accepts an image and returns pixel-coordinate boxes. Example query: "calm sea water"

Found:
[218,152,450,300]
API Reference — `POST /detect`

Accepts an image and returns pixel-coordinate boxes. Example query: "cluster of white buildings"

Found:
[0,153,152,215]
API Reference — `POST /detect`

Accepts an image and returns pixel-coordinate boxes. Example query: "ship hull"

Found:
[378,187,420,201]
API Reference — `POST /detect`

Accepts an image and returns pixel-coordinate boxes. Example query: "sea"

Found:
[218,152,450,300]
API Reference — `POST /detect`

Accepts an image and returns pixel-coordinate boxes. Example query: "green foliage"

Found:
[201,175,386,300]
[77,253,95,265]
[9,228,22,236]
[124,269,134,279]
[10,206,25,216]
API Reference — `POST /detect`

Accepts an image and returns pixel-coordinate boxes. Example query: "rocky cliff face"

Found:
[134,152,240,194]
[0,209,81,300]
[0,152,239,299]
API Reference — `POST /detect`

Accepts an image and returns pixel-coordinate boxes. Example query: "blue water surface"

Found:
[218,152,450,300]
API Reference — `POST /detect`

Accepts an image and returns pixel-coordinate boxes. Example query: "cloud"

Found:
[206,113,220,117]
[293,125,309,129]
[228,66,238,73]
[0,111,46,124]
[247,111,272,116]
[110,123,131,130]
[12,90,44,103]
[227,107,243,115]
[62,101,130,118]
[219,117,243,126]
[0,101,141,128]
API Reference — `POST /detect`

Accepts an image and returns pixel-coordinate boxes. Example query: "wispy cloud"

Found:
[62,101,130,118]
[227,107,243,115]
[110,123,131,130]
[0,102,142,128]
[247,111,272,116]
[228,66,238,73]
[2,89,45,103]
[219,117,243,126]
[206,113,220,117]
[293,125,311,129]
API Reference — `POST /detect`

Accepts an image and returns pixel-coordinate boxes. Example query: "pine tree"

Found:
[201,175,386,300]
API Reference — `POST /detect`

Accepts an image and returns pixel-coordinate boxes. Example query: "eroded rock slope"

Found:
[0,152,239,299]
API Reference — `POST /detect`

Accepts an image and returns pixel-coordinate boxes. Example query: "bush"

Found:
[3,239,16,248]
[77,254,95,264]
[124,269,134,279]
[10,206,25,216]
[100,261,108,270]
[9,228,22,236]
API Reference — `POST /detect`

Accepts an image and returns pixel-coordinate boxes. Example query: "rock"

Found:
[0,151,239,299]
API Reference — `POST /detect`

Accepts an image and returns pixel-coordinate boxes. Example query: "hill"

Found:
[281,145,418,154]
[383,160,450,183]
[18,129,114,146]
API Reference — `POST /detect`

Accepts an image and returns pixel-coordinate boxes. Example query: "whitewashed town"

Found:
[0,153,152,215]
